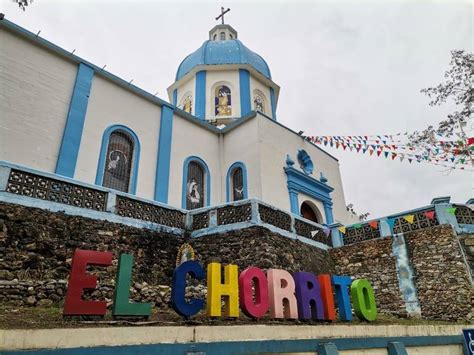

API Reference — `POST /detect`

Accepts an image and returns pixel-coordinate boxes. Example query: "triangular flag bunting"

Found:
[368,221,378,229]
[353,223,362,229]
[377,150,382,157]
[404,215,415,224]
[387,218,396,232]
[311,230,320,237]
[338,226,346,234]
[424,211,435,220]
[391,153,397,160]
[369,149,374,156]
[446,207,457,215]
[384,152,389,158]
[323,227,331,237]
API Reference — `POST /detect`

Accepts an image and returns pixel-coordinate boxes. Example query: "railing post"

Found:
[0,165,11,191]
[329,222,343,247]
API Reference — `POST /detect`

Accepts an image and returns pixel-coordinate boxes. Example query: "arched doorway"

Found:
[300,201,322,224]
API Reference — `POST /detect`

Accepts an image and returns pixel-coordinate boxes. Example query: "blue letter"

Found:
[171,261,204,318]
[331,275,353,321]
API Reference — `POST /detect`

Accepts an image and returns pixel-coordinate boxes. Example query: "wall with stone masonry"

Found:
[405,225,474,321]
[459,234,474,279]
[330,237,407,317]
[0,202,332,311]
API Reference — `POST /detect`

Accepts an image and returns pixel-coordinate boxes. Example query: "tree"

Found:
[409,50,473,166]
[14,0,33,11]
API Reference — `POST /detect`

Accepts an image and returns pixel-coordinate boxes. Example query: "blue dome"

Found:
[175,40,272,81]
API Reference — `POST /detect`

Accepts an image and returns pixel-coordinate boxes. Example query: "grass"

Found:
[0,304,469,330]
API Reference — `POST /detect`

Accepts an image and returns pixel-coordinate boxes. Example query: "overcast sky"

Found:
[2,0,472,218]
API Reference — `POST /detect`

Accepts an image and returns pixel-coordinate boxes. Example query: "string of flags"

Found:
[307,134,473,171]
[335,207,457,236]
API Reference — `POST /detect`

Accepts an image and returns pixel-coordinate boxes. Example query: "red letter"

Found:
[318,274,336,321]
[239,267,269,318]
[63,249,113,316]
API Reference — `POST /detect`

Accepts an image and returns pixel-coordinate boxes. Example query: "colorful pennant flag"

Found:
[404,215,415,224]
[387,218,396,232]
[338,226,346,234]
[445,207,457,215]
[424,211,435,220]
[353,223,362,229]
[311,230,320,237]
[323,227,331,237]
[368,221,378,229]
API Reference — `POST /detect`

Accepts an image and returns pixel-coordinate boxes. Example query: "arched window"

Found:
[180,94,193,114]
[226,162,248,202]
[220,32,226,40]
[229,34,233,39]
[213,34,217,40]
[96,126,140,194]
[182,157,210,209]
[253,90,266,114]
[215,85,232,117]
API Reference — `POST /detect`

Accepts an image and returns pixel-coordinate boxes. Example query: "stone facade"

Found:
[0,202,332,310]
[459,234,474,279]
[330,237,406,317]
[405,225,474,321]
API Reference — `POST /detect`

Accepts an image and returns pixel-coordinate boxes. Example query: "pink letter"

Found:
[267,269,298,319]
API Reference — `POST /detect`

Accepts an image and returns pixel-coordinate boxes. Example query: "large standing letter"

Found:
[112,254,151,317]
[318,274,336,321]
[64,249,113,316]
[239,267,269,318]
[351,279,377,321]
[171,260,205,318]
[294,271,324,320]
[206,262,239,317]
[331,275,353,321]
[267,269,298,319]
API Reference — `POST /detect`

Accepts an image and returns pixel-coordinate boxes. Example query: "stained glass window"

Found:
[186,161,205,209]
[215,85,232,116]
[181,94,193,114]
[231,167,244,201]
[103,130,134,193]
[253,90,266,114]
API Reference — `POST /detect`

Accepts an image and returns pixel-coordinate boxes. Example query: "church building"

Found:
[0,15,356,225]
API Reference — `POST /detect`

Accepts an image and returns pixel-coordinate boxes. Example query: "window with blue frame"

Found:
[231,167,244,201]
[186,161,206,209]
[102,130,134,193]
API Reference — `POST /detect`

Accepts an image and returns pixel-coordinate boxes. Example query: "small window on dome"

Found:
[213,34,217,41]
[229,34,233,39]
[253,90,266,114]
[220,32,226,40]
[215,85,232,117]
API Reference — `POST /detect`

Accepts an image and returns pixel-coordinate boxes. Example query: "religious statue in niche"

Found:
[183,95,192,114]
[234,185,244,200]
[254,94,264,113]
[176,243,195,266]
[215,85,232,116]
[107,150,128,179]
[187,178,201,206]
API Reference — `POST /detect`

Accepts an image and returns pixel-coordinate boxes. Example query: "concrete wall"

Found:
[75,75,162,199]
[0,28,77,172]
[255,114,350,223]
[176,75,195,112]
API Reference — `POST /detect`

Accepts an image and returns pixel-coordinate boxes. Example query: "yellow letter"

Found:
[206,262,239,317]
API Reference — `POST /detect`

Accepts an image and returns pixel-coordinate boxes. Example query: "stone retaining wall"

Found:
[330,237,406,317]
[405,225,474,320]
[0,202,332,311]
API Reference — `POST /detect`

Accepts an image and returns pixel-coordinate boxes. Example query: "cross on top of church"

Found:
[215,7,230,25]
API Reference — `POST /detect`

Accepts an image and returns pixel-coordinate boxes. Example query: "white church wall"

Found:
[222,117,262,201]
[256,114,350,223]
[75,75,162,199]
[0,28,77,173]
[249,76,272,118]
[168,115,220,208]
[176,76,195,113]
[205,70,241,119]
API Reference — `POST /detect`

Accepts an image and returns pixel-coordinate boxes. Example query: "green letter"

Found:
[113,254,151,317]
[350,279,377,321]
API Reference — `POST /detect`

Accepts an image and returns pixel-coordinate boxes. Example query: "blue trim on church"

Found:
[55,63,94,177]
[270,87,277,121]
[284,164,334,224]
[226,162,248,202]
[154,106,174,203]
[182,156,211,209]
[95,125,141,195]
[195,71,206,119]
[239,69,251,116]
